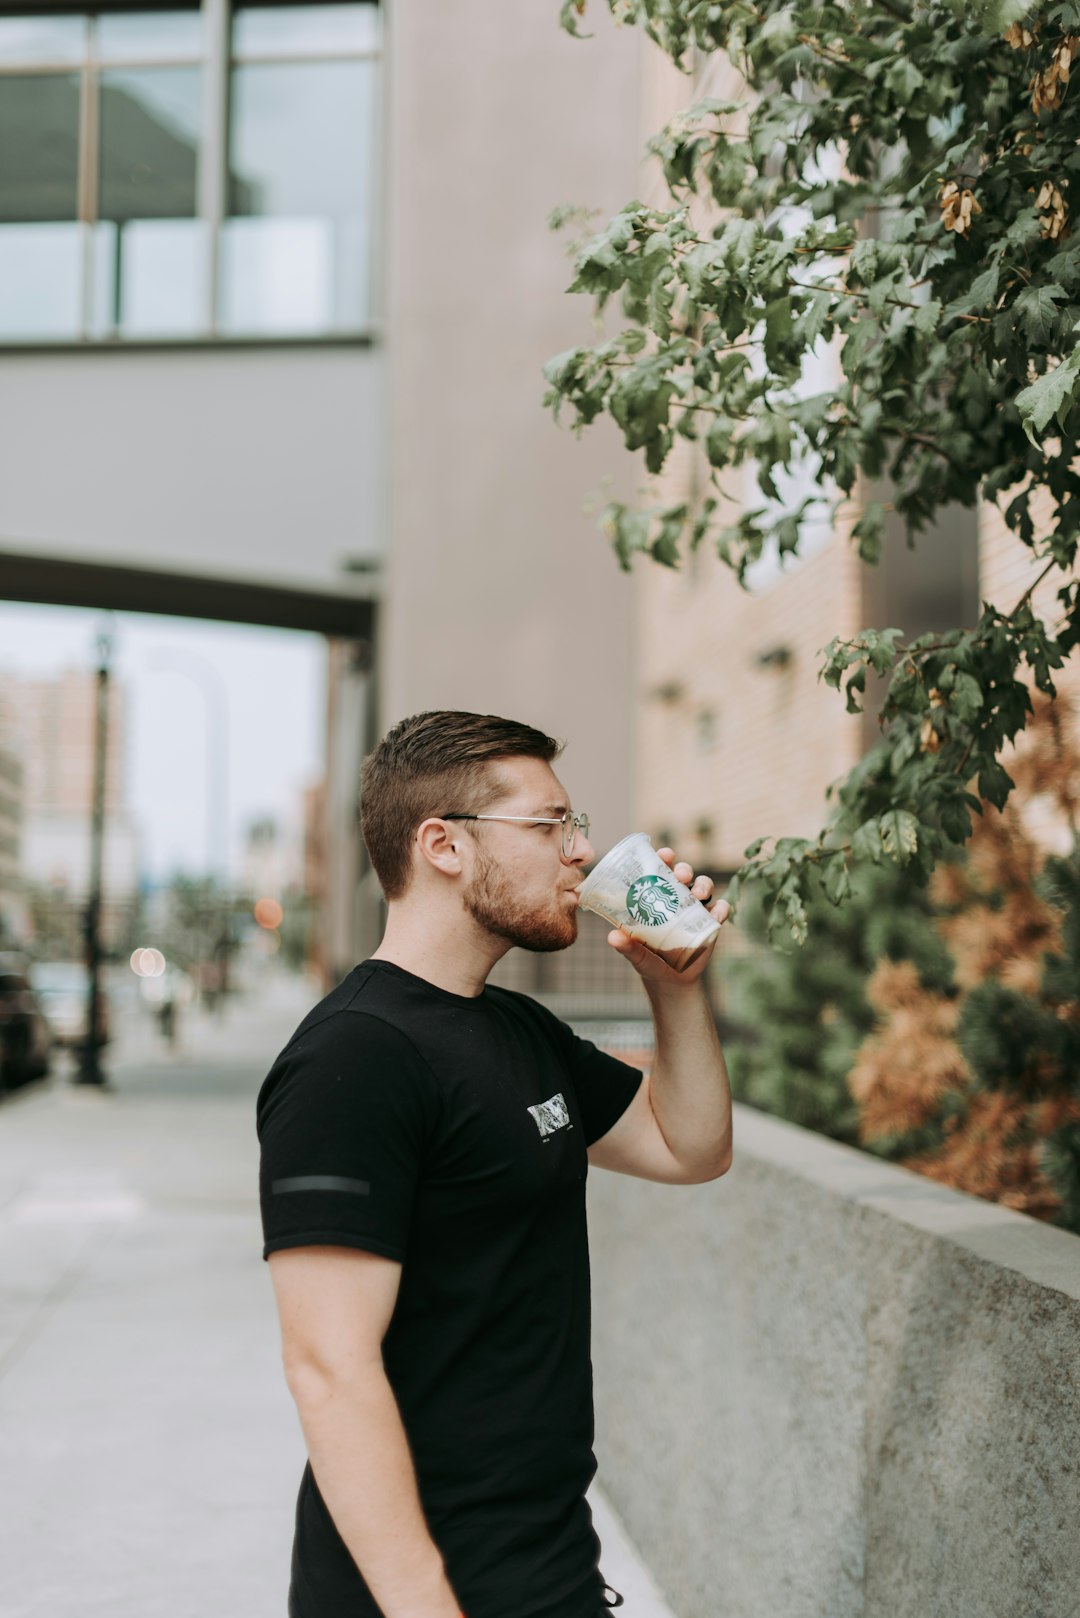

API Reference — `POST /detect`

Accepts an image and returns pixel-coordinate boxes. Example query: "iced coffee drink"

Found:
[577,833,722,972]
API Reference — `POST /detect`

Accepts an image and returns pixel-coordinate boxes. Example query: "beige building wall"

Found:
[381,2,643,849]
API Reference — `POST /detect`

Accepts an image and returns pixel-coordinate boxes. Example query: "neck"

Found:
[369,902,511,999]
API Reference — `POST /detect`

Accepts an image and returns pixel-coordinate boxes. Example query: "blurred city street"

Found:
[0,969,676,1618]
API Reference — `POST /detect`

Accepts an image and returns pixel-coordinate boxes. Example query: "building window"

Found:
[0,1,380,344]
[696,707,719,754]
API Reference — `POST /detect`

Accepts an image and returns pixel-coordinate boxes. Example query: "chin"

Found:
[486,908,578,954]
[526,913,578,953]
[463,858,579,953]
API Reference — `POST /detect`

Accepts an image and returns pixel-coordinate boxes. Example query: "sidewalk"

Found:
[0,972,677,1618]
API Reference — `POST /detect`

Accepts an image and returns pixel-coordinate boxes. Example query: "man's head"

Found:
[360,710,593,952]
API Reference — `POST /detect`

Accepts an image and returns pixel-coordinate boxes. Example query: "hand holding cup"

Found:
[577,834,731,986]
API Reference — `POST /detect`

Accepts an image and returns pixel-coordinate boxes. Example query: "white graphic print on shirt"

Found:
[527,1092,572,1142]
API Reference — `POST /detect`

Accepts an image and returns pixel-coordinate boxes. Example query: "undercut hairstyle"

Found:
[360,710,563,900]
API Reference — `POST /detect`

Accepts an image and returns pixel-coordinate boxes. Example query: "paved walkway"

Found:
[0,972,676,1618]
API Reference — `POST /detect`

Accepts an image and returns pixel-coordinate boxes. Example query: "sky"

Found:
[0,601,325,886]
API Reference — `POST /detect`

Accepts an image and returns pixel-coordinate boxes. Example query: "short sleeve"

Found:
[256,1011,439,1262]
[549,1016,644,1148]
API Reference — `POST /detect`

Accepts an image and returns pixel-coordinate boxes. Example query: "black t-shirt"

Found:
[256,959,643,1618]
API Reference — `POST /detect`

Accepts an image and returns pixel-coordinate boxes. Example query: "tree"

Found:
[546,0,1080,944]
[723,855,953,1143]
[849,690,1080,1230]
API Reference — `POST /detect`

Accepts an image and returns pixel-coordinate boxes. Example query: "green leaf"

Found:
[879,810,920,863]
[945,264,999,321]
[1014,285,1068,347]
[976,0,1034,32]
[845,666,867,714]
[823,855,852,907]
[977,759,1015,810]
[1016,345,1080,446]
[758,6,798,52]
[885,59,925,102]
[950,671,985,722]
[558,0,592,37]
[852,819,885,863]
[852,502,887,566]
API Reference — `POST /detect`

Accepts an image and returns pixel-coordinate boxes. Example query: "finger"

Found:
[673,861,695,887]
[711,899,732,923]
[656,847,675,867]
[691,874,714,901]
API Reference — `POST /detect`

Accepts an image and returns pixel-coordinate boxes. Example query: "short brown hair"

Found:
[360,710,563,900]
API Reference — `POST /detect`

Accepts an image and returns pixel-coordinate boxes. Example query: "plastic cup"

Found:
[577,833,722,973]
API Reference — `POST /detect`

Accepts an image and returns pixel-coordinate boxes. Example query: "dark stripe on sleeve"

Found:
[271,1175,371,1196]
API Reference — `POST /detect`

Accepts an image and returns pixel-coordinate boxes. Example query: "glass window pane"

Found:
[232,3,379,58]
[99,68,201,222]
[0,14,86,66]
[97,68,203,335]
[228,60,374,217]
[0,74,81,223]
[97,9,204,64]
[92,217,209,336]
[0,74,83,338]
[223,58,375,332]
[0,222,84,339]
[220,217,332,333]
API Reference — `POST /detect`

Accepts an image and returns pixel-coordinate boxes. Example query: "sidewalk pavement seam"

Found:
[0,1230,107,1383]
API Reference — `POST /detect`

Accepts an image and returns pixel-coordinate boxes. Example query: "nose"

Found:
[568,830,594,866]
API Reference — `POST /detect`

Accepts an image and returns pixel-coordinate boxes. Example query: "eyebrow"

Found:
[532,803,568,816]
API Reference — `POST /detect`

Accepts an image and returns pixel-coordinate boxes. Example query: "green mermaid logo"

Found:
[626,874,680,927]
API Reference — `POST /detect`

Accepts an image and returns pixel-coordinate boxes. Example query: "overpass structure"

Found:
[0,0,643,979]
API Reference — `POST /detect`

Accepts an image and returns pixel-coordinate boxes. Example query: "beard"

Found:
[463,847,578,953]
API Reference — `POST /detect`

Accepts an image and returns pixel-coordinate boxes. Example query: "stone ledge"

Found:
[730,1100,1080,1302]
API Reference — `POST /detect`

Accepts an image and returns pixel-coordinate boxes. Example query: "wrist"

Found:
[643,971,708,1005]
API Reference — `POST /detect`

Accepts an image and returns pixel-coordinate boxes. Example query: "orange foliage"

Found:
[848,690,1080,1222]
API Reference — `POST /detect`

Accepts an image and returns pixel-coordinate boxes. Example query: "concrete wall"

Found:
[0,346,383,592]
[586,1102,1080,1618]
[383,1,643,842]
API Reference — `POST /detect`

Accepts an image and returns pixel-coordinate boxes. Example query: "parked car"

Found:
[0,959,52,1092]
[28,960,110,1053]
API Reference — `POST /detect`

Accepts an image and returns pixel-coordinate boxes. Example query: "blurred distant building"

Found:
[18,670,125,816]
[301,779,326,902]
[0,693,25,943]
[242,812,303,899]
[1,670,139,950]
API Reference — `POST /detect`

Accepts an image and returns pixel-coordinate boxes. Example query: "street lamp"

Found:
[144,649,232,1008]
[76,624,113,1086]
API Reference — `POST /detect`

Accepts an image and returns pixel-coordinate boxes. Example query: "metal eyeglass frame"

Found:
[438,810,590,860]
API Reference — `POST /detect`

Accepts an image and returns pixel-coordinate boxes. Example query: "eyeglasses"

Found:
[439,810,590,860]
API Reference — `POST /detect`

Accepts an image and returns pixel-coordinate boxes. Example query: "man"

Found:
[258,710,733,1618]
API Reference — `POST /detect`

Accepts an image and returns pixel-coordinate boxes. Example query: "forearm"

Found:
[645,980,733,1178]
[289,1361,463,1618]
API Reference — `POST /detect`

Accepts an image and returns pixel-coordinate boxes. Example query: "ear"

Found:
[415,817,466,879]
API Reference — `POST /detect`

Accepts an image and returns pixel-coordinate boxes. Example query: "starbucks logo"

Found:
[626,874,680,927]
